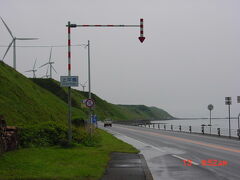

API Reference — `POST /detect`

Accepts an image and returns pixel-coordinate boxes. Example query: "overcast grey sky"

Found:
[1,0,240,118]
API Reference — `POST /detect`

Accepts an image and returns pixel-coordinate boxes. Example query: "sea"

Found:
[150,118,240,137]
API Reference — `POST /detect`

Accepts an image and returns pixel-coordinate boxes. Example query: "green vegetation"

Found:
[0,61,172,127]
[0,129,138,180]
[32,78,173,122]
[0,61,83,127]
[0,61,170,179]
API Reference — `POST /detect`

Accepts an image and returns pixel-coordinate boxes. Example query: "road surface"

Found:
[100,123,240,180]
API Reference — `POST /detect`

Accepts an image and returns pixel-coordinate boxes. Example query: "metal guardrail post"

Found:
[171,124,173,131]
[179,125,181,132]
[189,126,192,133]
[158,124,160,129]
[202,125,205,134]
[217,128,220,136]
[164,124,166,130]
[237,129,240,139]
[153,123,155,128]
[149,124,150,128]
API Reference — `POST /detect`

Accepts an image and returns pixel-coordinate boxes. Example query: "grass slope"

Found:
[32,79,173,121]
[0,61,83,126]
[0,61,172,127]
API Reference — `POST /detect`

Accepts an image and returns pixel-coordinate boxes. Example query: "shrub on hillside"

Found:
[19,122,67,147]
[73,127,101,147]
[19,122,101,147]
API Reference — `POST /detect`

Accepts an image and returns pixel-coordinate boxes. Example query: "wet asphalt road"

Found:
[100,123,240,180]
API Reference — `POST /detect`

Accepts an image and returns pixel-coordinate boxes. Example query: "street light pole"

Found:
[87,40,92,132]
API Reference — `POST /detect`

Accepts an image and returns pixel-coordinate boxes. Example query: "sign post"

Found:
[225,97,232,138]
[60,75,79,144]
[207,104,214,134]
[237,96,240,136]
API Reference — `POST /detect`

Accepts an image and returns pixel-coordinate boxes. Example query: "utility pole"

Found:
[87,40,92,133]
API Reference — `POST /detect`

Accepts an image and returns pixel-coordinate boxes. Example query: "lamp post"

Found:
[207,104,214,134]
[225,97,232,138]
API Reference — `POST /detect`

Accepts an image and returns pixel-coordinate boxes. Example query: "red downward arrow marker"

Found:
[138,37,145,43]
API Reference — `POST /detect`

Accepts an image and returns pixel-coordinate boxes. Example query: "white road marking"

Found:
[104,125,199,166]
[172,154,199,166]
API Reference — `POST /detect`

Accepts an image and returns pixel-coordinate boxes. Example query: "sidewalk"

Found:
[101,152,153,180]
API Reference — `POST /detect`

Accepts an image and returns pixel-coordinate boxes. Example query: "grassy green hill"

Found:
[32,79,173,121]
[0,61,83,126]
[0,61,172,127]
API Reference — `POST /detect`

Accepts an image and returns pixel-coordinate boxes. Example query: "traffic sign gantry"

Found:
[66,18,145,142]
[67,19,146,43]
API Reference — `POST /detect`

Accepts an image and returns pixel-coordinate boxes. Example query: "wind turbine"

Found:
[0,17,38,69]
[80,81,88,92]
[25,58,37,78]
[39,47,57,79]
[41,65,50,78]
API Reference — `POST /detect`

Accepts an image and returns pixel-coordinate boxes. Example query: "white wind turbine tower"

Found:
[25,58,37,78]
[80,81,88,92]
[0,17,38,70]
[41,65,50,78]
[39,48,57,79]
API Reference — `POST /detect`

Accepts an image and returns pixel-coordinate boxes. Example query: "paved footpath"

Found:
[101,152,153,180]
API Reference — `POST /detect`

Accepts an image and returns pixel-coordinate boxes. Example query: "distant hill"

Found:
[32,79,173,121]
[0,61,173,126]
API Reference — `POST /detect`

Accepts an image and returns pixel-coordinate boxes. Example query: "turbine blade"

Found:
[39,62,49,68]
[0,17,14,38]
[46,65,49,75]
[25,70,33,72]
[2,39,14,61]
[33,58,37,69]
[52,65,57,73]
[49,47,52,62]
[16,38,38,40]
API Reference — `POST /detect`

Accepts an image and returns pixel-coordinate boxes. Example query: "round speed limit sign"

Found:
[85,99,95,108]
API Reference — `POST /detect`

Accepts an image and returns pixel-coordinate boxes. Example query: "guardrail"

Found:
[137,123,240,139]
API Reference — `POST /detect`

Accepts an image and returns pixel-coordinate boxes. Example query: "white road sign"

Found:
[85,99,95,108]
[60,76,79,87]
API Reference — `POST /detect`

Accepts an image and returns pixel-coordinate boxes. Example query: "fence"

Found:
[0,118,18,154]
[137,123,240,139]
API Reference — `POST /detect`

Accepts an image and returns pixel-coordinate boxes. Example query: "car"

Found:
[104,120,112,127]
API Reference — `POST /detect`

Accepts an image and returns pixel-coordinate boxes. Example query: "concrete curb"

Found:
[139,154,153,180]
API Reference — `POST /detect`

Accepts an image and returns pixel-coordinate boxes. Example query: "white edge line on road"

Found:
[104,126,199,166]
[105,127,166,152]
[172,154,199,166]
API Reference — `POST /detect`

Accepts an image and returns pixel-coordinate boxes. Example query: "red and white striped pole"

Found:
[67,21,72,143]
[66,19,145,142]
[71,19,145,43]
[139,19,145,43]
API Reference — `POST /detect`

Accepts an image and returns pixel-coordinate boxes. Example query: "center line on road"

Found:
[116,126,240,154]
